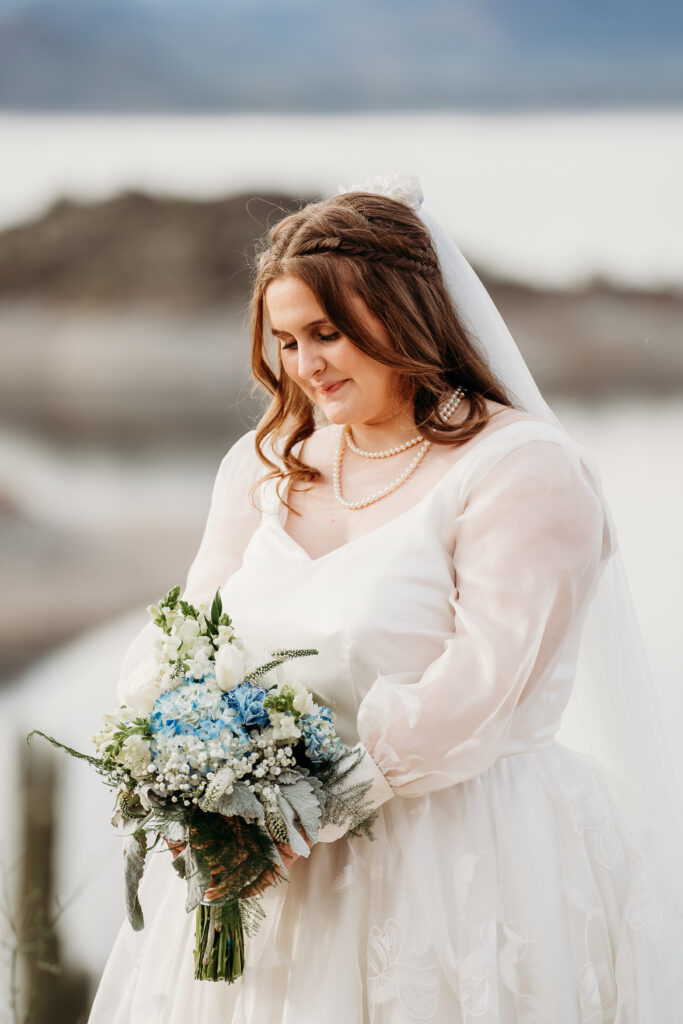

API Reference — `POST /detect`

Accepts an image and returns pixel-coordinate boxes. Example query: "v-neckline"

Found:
[271,417,556,564]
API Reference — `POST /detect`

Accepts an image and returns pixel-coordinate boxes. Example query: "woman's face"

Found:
[264,275,406,427]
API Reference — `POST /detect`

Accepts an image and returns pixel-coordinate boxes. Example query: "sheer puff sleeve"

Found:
[116,429,262,700]
[317,437,607,842]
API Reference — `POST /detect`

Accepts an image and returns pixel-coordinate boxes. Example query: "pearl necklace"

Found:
[333,386,466,510]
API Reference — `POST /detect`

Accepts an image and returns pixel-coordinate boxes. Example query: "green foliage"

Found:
[246,647,318,683]
[102,717,152,763]
[26,730,103,770]
[315,746,380,842]
[149,584,182,633]
[263,684,299,716]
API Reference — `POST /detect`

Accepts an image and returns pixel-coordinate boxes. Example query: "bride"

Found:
[88,176,683,1022]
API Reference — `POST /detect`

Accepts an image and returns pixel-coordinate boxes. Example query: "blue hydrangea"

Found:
[225,682,271,729]
[300,705,342,765]
[149,677,246,743]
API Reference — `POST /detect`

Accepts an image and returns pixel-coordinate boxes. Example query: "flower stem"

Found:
[193,901,245,982]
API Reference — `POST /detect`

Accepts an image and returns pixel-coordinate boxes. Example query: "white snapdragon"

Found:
[119,656,166,715]
[161,605,181,630]
[217,624,235,644]
[288,680,317,717]
[214,642,246,691]
[92,708,128,753]
[185,647,213,681]
[118,734,153,780]
[268,710,302,742]
[175,616,200,646]
[155,632,182,663]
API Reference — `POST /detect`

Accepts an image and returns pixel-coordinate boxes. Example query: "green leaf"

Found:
[210,590,222,625]
[27,730,103,769]
[123,829,147,931]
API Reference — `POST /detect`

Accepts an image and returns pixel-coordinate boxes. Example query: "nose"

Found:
[296,342,326,382]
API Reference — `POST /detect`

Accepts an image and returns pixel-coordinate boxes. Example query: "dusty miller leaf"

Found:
[171,844,211,913]
[278,777,325,844]
[206,781,265,824]
[276,793,312,856]
[123,829,147,931]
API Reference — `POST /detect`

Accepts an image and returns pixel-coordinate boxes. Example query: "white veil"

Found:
[339,173,683,917]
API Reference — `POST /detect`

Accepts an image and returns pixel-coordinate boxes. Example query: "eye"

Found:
[280,330,339,351]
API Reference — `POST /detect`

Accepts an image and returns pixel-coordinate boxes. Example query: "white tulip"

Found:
[214,642,246,691]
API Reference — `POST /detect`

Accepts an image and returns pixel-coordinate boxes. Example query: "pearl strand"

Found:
[343,386,465,458]
[333,386,466,510]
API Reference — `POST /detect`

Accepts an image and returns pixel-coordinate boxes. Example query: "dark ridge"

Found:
[0,189,317,308]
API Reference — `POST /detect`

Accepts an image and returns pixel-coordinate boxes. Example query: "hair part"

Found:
[247,191,520,514]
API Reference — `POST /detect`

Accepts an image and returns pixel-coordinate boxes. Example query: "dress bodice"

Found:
[216,420,611,791]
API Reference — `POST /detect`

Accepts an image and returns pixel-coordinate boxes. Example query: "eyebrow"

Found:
[270,318,329,337]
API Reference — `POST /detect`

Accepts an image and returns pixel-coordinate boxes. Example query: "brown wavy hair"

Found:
[248,191,520,514]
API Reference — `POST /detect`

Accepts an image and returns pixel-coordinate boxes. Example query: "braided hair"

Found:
[247,191,518,512]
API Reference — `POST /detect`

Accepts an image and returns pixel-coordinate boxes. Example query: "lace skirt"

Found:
[86,741,683,1023]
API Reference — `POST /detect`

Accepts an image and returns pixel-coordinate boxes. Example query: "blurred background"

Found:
[1,0,682,1020]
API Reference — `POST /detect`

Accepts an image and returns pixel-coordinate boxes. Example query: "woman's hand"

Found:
[164,824,314,901]
[238,826,314,899]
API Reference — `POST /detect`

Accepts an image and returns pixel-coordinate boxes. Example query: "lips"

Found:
[318,379,348,394]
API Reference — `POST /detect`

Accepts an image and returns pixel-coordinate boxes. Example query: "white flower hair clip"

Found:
[337,172,424,212]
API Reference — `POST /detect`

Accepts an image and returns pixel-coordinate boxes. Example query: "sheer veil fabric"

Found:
[409,193,683,919]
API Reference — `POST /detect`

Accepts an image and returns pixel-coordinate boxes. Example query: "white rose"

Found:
[119,656,165,715]
[214,642,246,691]
[118,734,152,779]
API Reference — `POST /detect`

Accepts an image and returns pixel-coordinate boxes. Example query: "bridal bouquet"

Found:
[29,585,379,983]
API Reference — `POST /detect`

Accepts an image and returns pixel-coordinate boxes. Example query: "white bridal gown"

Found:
[88,416,683,1024]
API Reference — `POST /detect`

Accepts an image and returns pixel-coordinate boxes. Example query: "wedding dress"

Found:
[87,415,683,1024]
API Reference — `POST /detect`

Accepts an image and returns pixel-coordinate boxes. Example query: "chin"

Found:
[321,404,350,424]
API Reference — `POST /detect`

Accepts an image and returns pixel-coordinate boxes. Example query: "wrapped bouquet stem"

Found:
[29,585,379,983]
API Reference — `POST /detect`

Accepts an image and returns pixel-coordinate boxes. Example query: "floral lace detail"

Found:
[330,862,355,894]
[576,909,618,1022]
[563,768,626,870]
[624,866,683,987]
[446,911,552,1022]
[367,917,439,1019]
[452,851,486,921]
